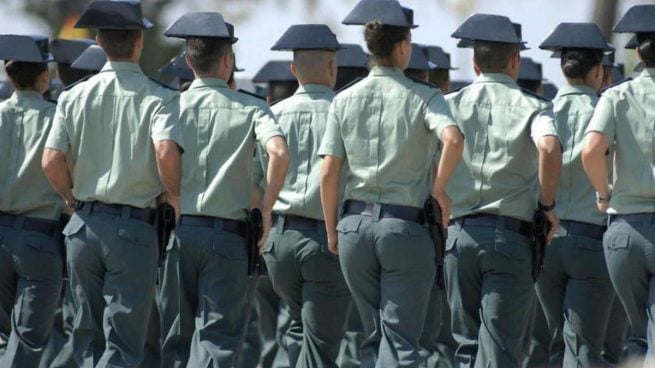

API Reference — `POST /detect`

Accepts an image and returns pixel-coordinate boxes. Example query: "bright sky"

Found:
[1,0,651,87]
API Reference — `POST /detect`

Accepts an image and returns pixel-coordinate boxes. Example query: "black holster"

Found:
[424,197,447,290]
[246,208,267,277]
[156,203,176,265]
[531,210,550,282]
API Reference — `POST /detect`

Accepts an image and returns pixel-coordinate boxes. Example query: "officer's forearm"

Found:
[433,126,463,196]
[262,136,289,214]
[582,132,610,196]
[154,140,182,199]
[320,155,343,240]
[42,148,75,204]
[537,135,562,205]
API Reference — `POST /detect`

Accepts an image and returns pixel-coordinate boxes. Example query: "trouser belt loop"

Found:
[371,203,382,222]
[120,206,131,220]
[277,215,286,233]
[14,215,25,231]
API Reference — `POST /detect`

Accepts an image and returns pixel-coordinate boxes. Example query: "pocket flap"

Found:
[607,231,629,250]
[337,216,361,233]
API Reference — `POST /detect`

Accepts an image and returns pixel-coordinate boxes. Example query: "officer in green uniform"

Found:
[535,22,615,367]
[260,24,351,368]
[41,1,184,366]
[71,45,107,73]
[253,61,299,105]
[0,34,61,368]
[445,14,562,367]
[582,4,655,365]
[320,1,464,366]
[517,57,544,95]
[335,43,370,91]
[157,12,288,368]
[404,44,436,81]
[424,45,456,93]
[50,38,96,87]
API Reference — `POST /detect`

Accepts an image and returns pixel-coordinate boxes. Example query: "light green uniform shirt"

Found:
[318,66,457,208]
[0,91,61,220]
[586,68,655,215]
[45,62,183,209]
[445,73,558,221]
[553,85,604,225]
[268,84,334,220]
[164,78,283,220]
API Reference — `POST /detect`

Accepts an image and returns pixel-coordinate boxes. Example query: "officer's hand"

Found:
[596,201,609,214]
[545,210,559,245]
[433,191,452,228]
[258,211,272,253]
[327,234,339,255]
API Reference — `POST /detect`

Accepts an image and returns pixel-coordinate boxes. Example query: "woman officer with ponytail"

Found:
[319,0,463,366]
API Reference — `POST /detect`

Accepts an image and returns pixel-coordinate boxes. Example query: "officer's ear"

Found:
[290,63,298,79]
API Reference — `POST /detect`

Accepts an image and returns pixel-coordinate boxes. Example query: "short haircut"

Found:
[185,37,233,75]
[637,33,655,68]
[4,61,48,90]
[428,69,449,90]
[97,29,140,59]
[292,50,335,82]
[268,81,298,103]
[364,21,410,60]
[473,41,519,72]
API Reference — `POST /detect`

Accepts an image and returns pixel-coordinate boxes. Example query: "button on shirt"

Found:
[445,73,558,221]
[586,68,655,215]
[269,84,334,220]
[553,85,605,225]
[319,66,457,208]
[45,62,183,209]
[161,78,284,220]
[0,91,61,220]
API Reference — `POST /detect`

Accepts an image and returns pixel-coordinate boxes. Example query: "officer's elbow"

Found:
[42,148,64,175]
[266,136,289,162]
[441,126,464,155]
[155,140,181,163]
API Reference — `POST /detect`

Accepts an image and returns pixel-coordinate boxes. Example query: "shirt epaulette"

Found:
[63,74,93,91]
[599,77,633,95]
[520,88,551,102]
[336,76,364,94]
[238,88,266,101]
[148,76,177,91]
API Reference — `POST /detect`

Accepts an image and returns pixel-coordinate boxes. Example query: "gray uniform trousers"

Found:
[603,215,655,366]
[158,219,251,368]
[602,297,629,365]
[40,284,76,368]
[445,218,536,368]
[262,215,352,368]
[535,223,615,367]
[63,208,159,368]
[0,220,63,368]
[256,277,291,368]
[337,303,365,368]
[338,214,436,368]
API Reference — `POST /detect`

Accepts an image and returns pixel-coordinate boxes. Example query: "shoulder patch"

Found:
[599,77,632,95]
[63,74,93,91]
[407,76,439,89]
[238,88,266,101]
[520,87,550,102]
[336,76,364,94]
[148,76,177,91]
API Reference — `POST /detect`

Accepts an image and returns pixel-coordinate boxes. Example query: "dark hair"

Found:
[335,67,369,90]
[637,33,655,68]
[185,37,232,75]
[364,21,409,59]
[404,68,428,82]
[97,29,139,59]
[560,49,603,79]
[517,79,541,94]
[57,63,95,86]
[268,81,298,104]
[428,69,449,90]
[4,61,48,90]
[473,41,519,72]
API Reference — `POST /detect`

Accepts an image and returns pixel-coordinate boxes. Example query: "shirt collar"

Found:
[639,68,655,78]
[369,65,405,77]
[100,61,143,74]
[473,72,517,86]
[555,84,598,99]
[188,77,229,90]
[13,90,44,101]
[295,84,334,97]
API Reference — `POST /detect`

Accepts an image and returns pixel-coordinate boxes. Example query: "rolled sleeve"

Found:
[318,104,346,158]
[425,93,458,140]
[45,103,70,153]
[254,107,284,147]
[152,95,185,150]
[586,95,615,141]
[530,108,558,143]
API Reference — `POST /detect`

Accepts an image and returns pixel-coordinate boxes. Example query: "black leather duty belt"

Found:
[273,214,324,231]
[559,220,606,240]
[178,215,247,237]
[76,201,156,225]
[450,214,532,238]
[343,200,425,223]
[0,212,58,237]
